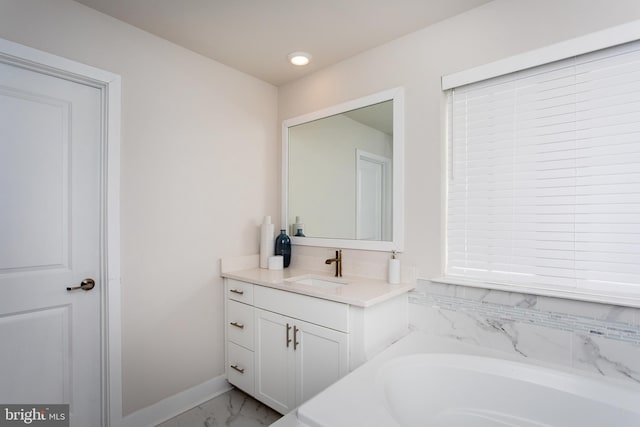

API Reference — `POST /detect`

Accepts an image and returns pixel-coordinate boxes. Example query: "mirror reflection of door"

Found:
[356,149,391,241]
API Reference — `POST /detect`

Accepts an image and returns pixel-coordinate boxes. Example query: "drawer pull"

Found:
[293,325,300,350]
[286,323,292,348]
[230,321,244,329]
[230,364,245,374]
[229,289,244,295]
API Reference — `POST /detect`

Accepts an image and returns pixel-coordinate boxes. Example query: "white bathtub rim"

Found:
[296,331,640,427]
[377,332,640,392]
[376,352,640,413]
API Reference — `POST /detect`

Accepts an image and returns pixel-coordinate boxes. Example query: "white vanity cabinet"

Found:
[223,274,409,415]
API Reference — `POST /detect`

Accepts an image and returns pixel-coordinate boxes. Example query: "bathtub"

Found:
[284,332,640,427]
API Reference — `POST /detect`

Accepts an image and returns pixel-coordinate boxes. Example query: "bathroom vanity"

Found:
[221,257,414,414]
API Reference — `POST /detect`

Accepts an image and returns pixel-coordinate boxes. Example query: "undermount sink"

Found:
[285,274,348,290]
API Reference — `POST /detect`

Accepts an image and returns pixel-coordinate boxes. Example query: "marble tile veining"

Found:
[156,388,281,427]
[409,279,640,385]
[410,282,640,345]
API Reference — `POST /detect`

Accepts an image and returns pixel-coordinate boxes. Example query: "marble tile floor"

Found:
[156,388,282,427]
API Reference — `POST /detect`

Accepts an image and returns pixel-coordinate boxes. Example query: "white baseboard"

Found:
[121,375,232,427]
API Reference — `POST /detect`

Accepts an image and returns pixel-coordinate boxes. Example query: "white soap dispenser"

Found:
[388,251,401,284]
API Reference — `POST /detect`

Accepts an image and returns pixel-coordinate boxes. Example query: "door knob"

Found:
[67,278,95,291]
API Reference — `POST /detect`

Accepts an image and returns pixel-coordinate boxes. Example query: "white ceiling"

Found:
[73,0,492,86]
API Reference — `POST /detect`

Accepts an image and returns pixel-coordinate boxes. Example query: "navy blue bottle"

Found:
[274,229,291,268]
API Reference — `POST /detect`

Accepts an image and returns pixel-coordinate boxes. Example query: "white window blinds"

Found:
[447,40,640,297]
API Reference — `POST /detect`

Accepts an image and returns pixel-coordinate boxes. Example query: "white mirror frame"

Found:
[282,87,404,252]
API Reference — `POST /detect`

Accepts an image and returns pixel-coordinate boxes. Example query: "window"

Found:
[445,39,640,301]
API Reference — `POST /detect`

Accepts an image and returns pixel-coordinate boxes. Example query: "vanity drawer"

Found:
[226,279,254,304]
[254,285,349,332]
[227,299,254,350]
[227,342,254,396]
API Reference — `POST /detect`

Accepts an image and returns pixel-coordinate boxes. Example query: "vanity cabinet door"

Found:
[254,308,296,414]
[254,307,349,414]
[294,318,348,405]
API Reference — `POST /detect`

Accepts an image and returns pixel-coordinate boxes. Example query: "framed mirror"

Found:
[282,88,404,251]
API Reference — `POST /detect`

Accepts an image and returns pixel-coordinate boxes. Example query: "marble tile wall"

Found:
[409,280,640,385]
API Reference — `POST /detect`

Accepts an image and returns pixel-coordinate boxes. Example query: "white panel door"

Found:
[0,59,102,425]
[254,308,295,414]
[294,319,348,405]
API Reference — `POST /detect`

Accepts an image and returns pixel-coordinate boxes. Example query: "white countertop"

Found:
[221,267,414,307]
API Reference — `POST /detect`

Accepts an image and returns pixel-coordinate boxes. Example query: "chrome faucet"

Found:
[325,249,343,277]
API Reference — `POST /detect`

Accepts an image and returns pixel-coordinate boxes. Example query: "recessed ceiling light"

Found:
[288,51,312,66]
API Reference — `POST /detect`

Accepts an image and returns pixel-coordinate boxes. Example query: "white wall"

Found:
[0,0,278,416]
[278,0,640,279]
